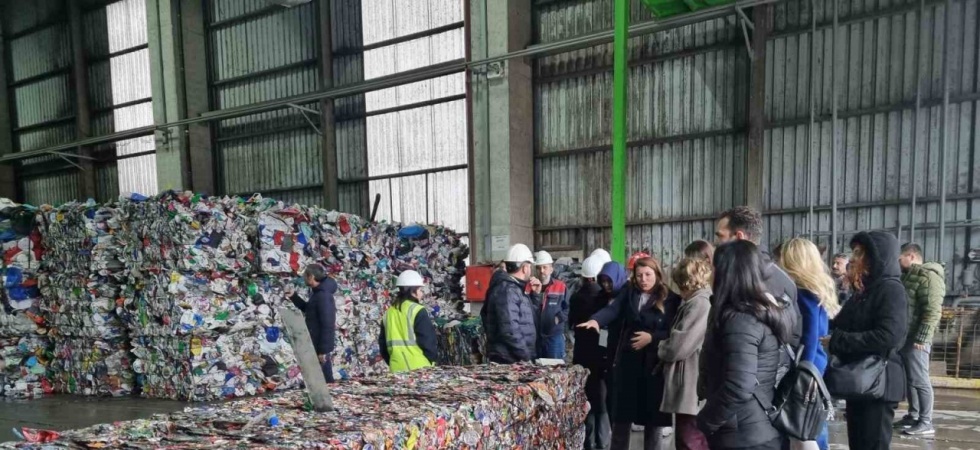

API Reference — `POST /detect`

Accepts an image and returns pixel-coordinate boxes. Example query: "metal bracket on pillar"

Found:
[737,6,755,61]
[287,103,323,136]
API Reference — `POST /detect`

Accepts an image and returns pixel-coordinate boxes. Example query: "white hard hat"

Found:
[505,244,535,263]
[396,270,425,287]
[590,248,612,264]
[534,251,554,266]
[581,256,604,279]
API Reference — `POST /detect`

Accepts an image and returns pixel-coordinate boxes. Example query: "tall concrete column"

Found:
[469,0,534,262]
[0,19,16,199]
[745,4,772,211]
[146,0,214,194]
[68,0,97,199]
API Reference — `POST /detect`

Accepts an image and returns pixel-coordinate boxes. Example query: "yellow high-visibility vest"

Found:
[384,300,433,373]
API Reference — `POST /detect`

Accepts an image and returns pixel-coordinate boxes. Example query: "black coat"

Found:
[482,271,537,363]
[829,231,908,403]
[698,309,782,449]
[592,285,679,426]
[291,278,338,356]
[761,251,802,347]
[569,280,607,371]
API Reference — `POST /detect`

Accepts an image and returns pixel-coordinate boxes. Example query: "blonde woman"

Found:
[659,257,712,450]
[780,238,841,450]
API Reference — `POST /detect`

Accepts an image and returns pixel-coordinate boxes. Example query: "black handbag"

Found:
[823,353,889,400]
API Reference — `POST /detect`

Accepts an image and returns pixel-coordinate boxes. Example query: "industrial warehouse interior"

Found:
[0,0,980,448]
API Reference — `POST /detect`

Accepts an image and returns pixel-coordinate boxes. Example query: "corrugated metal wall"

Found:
[207,0,327,206]
[764,0,980,295]
[533,0,748,262]
[3,0,155,205]
[533,0,980,294]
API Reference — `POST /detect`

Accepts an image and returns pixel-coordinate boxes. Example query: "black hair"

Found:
[304,264,328,282]
[719,206,763,242]
[712,240,793,344]
[901,242,923,258]
[394,286,421,307]
[505,261,528,275]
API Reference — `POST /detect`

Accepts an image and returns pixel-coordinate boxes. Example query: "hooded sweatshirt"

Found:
[597,262,629,357]
[901,261,946,345]
[829,231,909,403]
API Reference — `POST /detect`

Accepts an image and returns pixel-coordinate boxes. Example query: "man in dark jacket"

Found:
[833,252,852,306]
[894,243,945,435]
[533,250,570,359]
[715,206,801,347]
[288,264,338,382]
[481,244,539,364]
[829,231,908,450]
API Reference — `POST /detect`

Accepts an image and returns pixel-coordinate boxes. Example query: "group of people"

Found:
[480,205,946,450]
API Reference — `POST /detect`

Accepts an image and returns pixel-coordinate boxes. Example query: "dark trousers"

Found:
[611,422,666,450]
[321,359,335,383]
[585,371,611,449]
[539,333,567,359]
[718,437,782,450]
[674,414,708,450]
[845,400,897,450]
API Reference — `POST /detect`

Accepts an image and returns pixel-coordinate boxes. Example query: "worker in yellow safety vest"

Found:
[378,270,439,373]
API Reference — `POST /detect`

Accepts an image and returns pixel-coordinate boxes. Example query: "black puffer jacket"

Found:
[829,231,908,403]
[569,280,607,370]
[698,309,782,449]
[482,271,538,363]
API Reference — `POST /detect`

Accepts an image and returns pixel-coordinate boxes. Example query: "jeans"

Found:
[901,343,933,423]
[539,333,567,359]
[610,422,666,450]
[845,400,896,450]
[321,359,335,383]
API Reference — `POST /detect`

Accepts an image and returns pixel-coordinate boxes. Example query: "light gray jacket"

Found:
[658,288,711,416]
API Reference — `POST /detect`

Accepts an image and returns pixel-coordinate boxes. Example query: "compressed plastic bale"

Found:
[0,335,53,399]
[47,336,134,397]
[14,365,590,449]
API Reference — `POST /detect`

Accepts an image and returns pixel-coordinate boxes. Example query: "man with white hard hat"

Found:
[481,244,540,363]
[533,250,570,359]
[591,248,612,265]
[378,270,438,373]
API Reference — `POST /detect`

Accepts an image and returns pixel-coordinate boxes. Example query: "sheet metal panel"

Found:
[22,171,80,206]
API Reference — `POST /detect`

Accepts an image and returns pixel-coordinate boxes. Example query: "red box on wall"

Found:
[466,265,496,302]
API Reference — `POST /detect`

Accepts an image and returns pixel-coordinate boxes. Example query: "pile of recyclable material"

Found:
[131,324,302,401]
[0,364,589,449]
[0,334,53,398]
[37,201,134,397]
[434,316,486,366]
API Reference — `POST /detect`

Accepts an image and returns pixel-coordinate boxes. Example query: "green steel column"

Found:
[611,0,629,263]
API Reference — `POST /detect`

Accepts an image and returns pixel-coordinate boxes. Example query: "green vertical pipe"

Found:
[611,0,629,263]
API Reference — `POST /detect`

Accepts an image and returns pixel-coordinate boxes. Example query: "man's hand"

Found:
[529,277,543,294]
[285,284,297,297]
[577,320,600,331]
[631,331,652,350]
[318,354,327,364]
[914,343,928,351]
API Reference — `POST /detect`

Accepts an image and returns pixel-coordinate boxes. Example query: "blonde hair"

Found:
[671,257,712,294]
[780,238,841,318]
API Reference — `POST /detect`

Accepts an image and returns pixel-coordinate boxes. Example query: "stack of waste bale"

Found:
[255,199,469,380]
[2,364,589,449]
[122,193,301,401]
[0,199,51,398]
[37,201,134,397]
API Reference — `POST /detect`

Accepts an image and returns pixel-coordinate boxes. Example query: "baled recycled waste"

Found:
[0,199,51,398]
[433,316,486,367]
[0,364,589,449]
[36,201,134,397]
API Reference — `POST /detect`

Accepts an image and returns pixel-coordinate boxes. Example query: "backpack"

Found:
[755,345,833,442]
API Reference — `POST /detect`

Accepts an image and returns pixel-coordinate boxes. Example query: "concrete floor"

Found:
[2,390,980,448]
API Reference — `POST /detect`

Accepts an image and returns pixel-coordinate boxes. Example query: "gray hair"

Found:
[304,264,328,282]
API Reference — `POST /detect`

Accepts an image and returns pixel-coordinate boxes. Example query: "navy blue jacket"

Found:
[535,279,570,338]
[482,271,537,363]
[291,278,338,355]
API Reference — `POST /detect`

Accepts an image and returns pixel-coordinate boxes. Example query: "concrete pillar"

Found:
[68,0,97,199]
[318,0,339,210]
[469,0,534,262]
[146,0,214,194]
[0,19,17,200]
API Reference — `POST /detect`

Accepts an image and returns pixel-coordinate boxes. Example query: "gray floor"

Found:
[2,390,980,448]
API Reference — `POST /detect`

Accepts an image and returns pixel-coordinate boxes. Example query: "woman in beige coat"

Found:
[658,257,712,450]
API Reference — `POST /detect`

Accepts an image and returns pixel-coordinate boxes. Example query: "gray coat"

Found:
[658,288,711,416]
[481,271,538,363]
